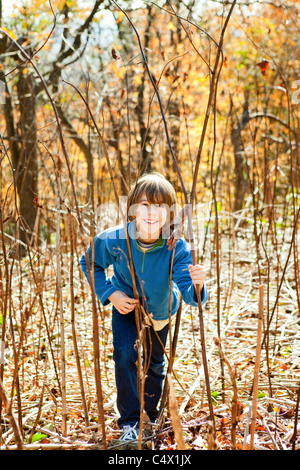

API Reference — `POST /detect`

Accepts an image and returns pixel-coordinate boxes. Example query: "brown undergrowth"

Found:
[1,211,299,451]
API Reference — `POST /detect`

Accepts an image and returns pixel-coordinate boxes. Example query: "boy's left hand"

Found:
[188,264,206,291]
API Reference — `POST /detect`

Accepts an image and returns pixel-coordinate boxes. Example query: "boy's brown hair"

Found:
[127,173,177,225]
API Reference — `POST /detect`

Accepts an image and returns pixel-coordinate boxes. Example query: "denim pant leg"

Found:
[112,308,169,427]
[112,308,140,428]
[144,324,169,422]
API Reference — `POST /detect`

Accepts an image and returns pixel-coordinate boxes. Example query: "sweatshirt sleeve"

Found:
[172,238,208,307]
[80,233,119,306]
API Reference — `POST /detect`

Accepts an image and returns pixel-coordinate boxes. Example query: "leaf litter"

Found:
[1,221,300,451]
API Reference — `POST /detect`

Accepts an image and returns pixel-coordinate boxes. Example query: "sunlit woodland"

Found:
[0,0,300,451]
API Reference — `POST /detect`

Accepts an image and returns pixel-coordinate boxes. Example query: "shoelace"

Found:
[121,424,139,441]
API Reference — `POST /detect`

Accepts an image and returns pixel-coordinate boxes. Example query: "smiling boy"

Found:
[80,173,208,442]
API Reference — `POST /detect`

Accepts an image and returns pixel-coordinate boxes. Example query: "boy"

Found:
[80,173,208,441]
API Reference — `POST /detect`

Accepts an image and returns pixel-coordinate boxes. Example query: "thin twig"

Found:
[0,379,23,450]
[250,285,264,450]
[167,373,185,450]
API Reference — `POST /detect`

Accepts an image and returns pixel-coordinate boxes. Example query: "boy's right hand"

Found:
[108,290,139,315]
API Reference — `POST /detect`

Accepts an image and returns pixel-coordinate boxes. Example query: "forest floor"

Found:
[1,225,300,451]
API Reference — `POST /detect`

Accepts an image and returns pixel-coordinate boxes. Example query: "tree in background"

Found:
[0,0,106,247]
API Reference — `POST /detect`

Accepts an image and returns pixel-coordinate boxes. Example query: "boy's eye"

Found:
[139,201,166,210]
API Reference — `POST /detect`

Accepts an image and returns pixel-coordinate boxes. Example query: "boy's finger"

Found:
[126,298,139,304]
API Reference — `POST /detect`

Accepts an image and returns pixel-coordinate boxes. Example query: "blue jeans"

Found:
[112,307,169,428]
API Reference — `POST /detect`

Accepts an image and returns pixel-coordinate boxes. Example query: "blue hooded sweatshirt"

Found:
[80,220,208,321]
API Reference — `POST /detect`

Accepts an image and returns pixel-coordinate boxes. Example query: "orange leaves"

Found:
[68,409,84,423]
[256,59,269,77]
[115,12,125,24]
[236,441,250,450]
[237,400,246,417]
[109,60,126,80]
[133,75,142,86]
[256,424,266,432]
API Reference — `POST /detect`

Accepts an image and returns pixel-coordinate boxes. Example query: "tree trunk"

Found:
[166,14,182,184]
[135,7,155,175]
[230,92,250,212]
[15,69,38,244]
[2,69,38,250]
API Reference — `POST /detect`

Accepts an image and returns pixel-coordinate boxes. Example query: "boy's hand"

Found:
[188,264,206,291]
[108,290,139,315]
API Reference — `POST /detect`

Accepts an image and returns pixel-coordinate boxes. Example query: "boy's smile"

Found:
[143,219,158,224]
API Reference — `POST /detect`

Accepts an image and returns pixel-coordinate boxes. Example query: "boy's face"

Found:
[135,193,168,242]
